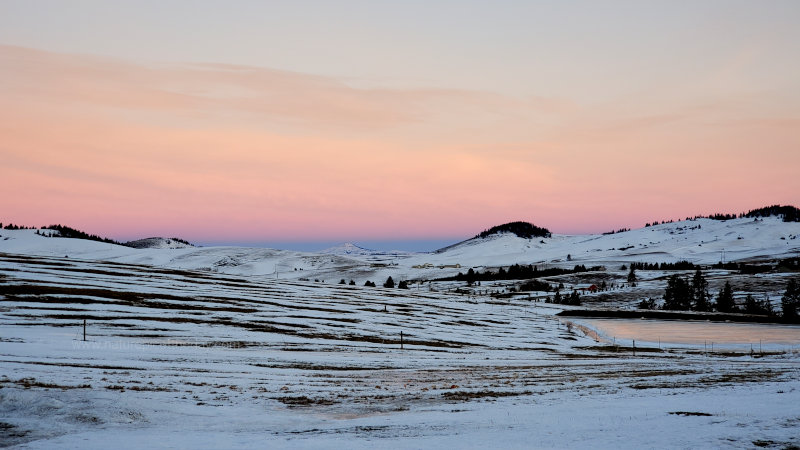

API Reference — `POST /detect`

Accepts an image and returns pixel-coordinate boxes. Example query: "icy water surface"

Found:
[575,318,800,348]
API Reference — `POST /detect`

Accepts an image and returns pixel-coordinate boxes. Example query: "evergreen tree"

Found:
[663,274,691,310]
[691,269,711,311]
[715,281,737,313]
[638,298,657,310]
[349,280,356,285]
[781,279,800,321]
[763,294,775,316]
[743,294,772,316]
[383,276,395,288]
[743,294,758,315]
[627,265,637,286]
[553,290,562,304]
[398,280,409,289]
[466,268,476,284]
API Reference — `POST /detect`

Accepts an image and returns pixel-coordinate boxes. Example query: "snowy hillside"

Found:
[411,216,799,269]
[1,216,798,284]
[0,229,364,280]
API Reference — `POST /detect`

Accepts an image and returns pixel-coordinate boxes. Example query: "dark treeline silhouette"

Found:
[645,204,799,227]
[546,290,581,306]
[476,221,552,239]
[602,227,630,235]
[2,223,35,230]
[517,279,553,292]
[706,213,738,221]
[743,205,800,222]
[444,264,603,283]
[627,258,795,276]
[627,261,697,271]
[644,220,676,227]
[712,261,781,274]
[42,225,123,245]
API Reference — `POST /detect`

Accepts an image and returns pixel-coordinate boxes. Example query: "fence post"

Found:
[83,319,86,341]
[400,331,404,350]
[632,339,635,356]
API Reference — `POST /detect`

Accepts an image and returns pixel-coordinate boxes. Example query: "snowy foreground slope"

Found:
[1,252,800,448]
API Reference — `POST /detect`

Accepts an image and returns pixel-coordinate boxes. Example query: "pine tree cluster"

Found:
[476,221,552,239]
[628,261,697,271]
[660,271,799,320]
[546,290,581,306]
[42,224,123,245]
[449,264,601,283]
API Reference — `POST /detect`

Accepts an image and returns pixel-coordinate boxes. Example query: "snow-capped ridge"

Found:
[321,242,412,257]
[320,242,377,256]
[124,237,195,249]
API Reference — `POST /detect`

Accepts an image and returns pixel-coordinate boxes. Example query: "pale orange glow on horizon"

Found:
[2,44,798,243]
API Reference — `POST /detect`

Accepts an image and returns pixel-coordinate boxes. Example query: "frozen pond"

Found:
[573,318,800,348]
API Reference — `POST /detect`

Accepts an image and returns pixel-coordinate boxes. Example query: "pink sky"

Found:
[1,2,799,242]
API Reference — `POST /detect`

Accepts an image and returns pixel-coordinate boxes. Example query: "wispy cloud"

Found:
[1,45,798,239]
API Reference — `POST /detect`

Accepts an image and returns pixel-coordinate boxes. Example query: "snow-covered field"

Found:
[1,218,800,448]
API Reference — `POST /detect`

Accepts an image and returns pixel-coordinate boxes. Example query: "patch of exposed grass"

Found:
[2,377,91,390]
[442,390,531,401]
[276,396,336,406]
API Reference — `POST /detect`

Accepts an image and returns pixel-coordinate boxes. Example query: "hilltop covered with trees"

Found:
[646,204,800,227]
[3,222,193,248]
[476,221,552,239]
[39,224,123,245]
[743,205,800,222]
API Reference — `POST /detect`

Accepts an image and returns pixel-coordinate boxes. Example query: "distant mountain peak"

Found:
[320,242,376,255]
[320,242,413,257]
